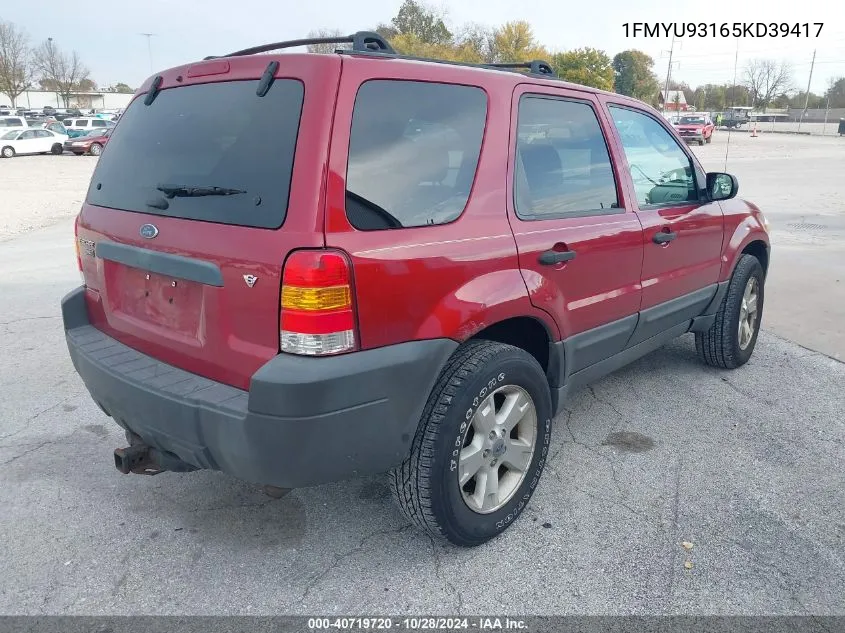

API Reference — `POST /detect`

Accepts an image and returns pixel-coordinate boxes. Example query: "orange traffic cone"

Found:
[750,121,758,137]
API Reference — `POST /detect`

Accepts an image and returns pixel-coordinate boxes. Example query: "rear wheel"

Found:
[1,146,14,158]
[390,340,552,546]
[89,143,102,156]
[50,143,63,155]
[696,254,765,369]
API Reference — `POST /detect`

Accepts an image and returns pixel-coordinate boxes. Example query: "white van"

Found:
[62,117,113,132]
[0,116,28,129]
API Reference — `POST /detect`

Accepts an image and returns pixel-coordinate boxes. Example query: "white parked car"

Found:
[0,128,68,157]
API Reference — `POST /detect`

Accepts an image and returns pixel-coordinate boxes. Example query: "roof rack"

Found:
[486,60,555,76]
[205,31,395,60]
[203,31,559,81]
[337,48,558,80]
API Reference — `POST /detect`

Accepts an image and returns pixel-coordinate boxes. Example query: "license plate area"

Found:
[106,262,204,338]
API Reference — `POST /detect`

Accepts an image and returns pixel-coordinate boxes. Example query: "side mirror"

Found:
[707,172,738,201]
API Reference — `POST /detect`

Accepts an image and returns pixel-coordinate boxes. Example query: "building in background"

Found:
[0,90,134,111]
[658,90,690,112]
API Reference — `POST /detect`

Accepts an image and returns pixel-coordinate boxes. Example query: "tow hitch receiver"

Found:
[114,445,164,476]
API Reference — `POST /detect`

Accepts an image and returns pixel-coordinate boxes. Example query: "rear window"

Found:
[345,80,487,230]
[87,79,304,229]
[1,118,23,127]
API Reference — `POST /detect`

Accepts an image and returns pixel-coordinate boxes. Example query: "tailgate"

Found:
[76,55,340,389]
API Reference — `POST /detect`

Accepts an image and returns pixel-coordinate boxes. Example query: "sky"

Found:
[4,0,845,95]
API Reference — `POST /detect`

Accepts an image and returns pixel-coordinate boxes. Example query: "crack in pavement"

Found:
[0,315,62,326]
[0,440,51,466]
[296,524,414,606]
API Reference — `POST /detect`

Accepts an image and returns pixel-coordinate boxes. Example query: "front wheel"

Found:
[50,143,63,155]
[390,340,552,546]
[1,146,14,158]
[696,254,765,369]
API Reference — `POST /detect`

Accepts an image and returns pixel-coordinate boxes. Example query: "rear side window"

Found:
[77,120,88,127]
[515,96,619,219]
[91,119,107,127]
[345,80,487,230]
[87,80,304,229]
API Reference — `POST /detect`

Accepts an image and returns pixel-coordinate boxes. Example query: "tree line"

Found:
[0,20,134,108]
[4,4,843,111]
[311,1,845,112]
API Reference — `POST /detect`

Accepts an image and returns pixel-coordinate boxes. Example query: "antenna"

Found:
[724,39,739,171]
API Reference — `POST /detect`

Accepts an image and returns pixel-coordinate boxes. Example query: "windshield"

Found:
[1,130,18,140]
[680,116,706,125]
[86,79,304,229]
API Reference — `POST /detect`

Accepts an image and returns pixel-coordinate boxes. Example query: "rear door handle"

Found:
[652,231,678,244]
[538,249,577,265]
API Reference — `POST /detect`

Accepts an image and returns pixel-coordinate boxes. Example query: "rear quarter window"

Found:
[345,80,487,230]
[86,79,304,229]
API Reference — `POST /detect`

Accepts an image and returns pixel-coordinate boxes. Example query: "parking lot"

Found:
[0,132,843,615]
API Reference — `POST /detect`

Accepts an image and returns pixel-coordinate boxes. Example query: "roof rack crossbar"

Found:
[487,60,555,76]
[206,31,395,60]
[337,49,559,80]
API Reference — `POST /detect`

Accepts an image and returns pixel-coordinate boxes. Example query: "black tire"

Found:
[1,146,14,158]
[390,340,552,546]
[89,143,102,156]
[696,254,765,369]
[50,143,63,155]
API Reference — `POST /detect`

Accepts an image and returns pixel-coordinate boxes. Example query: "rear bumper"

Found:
[62,287,457,488]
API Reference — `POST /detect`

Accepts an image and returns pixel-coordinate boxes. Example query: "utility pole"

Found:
[141,33,156,74]
[822,89,831,135]
[797,49,816,134]
[662,35,675,113]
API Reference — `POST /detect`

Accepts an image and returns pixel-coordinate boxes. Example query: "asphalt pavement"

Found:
[1,218,843,615]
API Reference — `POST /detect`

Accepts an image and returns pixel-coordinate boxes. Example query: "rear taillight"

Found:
[73,214,83,274]
[279,249,357,356]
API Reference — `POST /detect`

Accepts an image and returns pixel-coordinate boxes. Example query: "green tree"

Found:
[110,82,134,93]
[612,50,659,103]
[390,0,451,45]
[490,21,549,63]
[454,23,496,63]
[551,47,614,91]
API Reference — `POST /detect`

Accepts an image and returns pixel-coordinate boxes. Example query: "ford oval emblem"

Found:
[140,224,159,239]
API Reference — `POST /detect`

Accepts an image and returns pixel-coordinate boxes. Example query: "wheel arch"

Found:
[469,316,553,375]
[721,217,770,281]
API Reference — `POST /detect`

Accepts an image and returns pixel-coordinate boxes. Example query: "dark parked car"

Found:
[64,127,111,155]
[63,31,771,546]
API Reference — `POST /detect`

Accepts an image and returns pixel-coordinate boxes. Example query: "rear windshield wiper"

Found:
[156,184,246,198]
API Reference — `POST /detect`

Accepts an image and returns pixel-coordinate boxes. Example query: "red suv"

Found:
[62,32,770,546]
